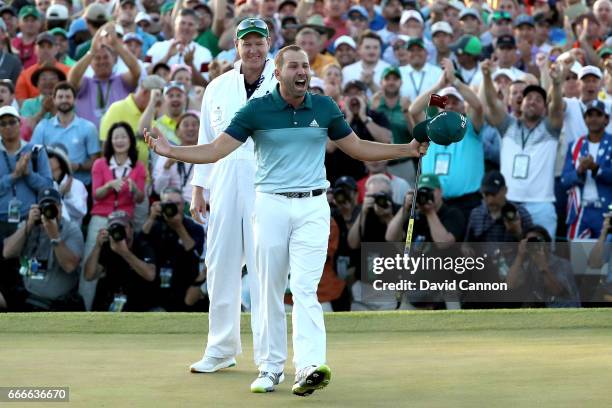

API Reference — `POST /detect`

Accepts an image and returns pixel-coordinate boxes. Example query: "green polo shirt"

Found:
[225,85,352,193]
[376,96,412,144]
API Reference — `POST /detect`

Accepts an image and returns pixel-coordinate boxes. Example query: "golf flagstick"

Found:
[403,94,448,256]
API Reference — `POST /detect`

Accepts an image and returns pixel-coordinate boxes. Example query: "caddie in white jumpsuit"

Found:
[145,45,428,396]
[189,18,277,374]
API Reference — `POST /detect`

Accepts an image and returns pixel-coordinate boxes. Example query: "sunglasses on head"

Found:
[237,18,268,31]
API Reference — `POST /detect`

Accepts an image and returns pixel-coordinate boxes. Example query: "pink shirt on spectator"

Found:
[91,157,146,218]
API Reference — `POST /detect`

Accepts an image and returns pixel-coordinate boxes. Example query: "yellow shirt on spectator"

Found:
[99,94,150,173]
[311,54,338,78]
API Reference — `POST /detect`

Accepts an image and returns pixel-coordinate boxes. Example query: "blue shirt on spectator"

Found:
[0,140,53,222]
[31,115,100,185]
[422,119,484,199]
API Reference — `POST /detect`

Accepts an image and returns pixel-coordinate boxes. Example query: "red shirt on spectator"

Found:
[11,38,37,69]
[91,158,147,218]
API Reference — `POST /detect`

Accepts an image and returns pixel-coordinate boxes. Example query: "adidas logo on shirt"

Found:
[309,119,319,127]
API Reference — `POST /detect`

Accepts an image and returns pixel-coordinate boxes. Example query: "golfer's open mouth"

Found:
[295,79,307,88]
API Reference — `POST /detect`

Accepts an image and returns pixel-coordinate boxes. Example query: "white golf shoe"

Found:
[292,364,332,397]
[250,371,285,393]
[189,356,236,373]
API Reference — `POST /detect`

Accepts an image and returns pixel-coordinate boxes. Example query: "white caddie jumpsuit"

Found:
[191,59,278,363]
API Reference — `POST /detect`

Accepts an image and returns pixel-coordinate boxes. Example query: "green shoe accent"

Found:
[292,364,332,397]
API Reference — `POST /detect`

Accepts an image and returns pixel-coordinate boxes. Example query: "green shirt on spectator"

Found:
[375,96,411,144]
[195,29,221,57]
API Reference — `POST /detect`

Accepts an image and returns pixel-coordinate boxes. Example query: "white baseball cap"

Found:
[136,11,152,24]
[492,68,516,82]
[391,34,411,45]
[334,35,356,50]
[570,61,583,76]
[431,21,453,36]
[439,87,464,102]
[46,4,69,20]
[579,65,603,80]
[400,10,423,26]
[309,77,325,90]
[446,0,465,12]
[0,106,20,119]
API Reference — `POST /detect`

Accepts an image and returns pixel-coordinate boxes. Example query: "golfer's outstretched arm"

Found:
[145,128,243,164]
[334,132,428,162]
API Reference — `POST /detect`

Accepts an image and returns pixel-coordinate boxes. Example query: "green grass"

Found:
[1,309,611,407]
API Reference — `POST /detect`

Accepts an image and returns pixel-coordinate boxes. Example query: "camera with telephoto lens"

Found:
[36,201,58,224]
[416,187,434,206]
[371,192,391,209]
[161,202,179,218]
[527,235,546,252]
[108,223,126,242]
[501,202,518,222]
[333,187,349,205]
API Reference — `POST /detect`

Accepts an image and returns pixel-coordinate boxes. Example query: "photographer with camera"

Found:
[386,174,465,243]
[587,212,612,300]
[466,171,533,242]
[348,174,400,310]
[2,188,84,311]
[84,210,157,312]
[507,226,580,307]
[141,187,204,311]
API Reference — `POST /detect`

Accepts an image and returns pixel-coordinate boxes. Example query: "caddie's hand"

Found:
[144,127,172,157]
[190,189,207,224]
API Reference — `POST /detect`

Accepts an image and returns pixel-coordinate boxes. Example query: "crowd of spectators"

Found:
[1,0,612,312]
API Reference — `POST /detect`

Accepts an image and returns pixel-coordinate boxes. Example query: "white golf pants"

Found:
[204,160,261,364]
[253,191,330,373]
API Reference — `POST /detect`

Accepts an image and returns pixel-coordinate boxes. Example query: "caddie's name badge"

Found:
[434,153,451,176]
[212,106,222,123]
[512,154,530,179]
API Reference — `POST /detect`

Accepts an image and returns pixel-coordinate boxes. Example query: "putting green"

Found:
[1,309,611,407]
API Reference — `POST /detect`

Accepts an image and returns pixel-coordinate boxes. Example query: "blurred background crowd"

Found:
[1,0,612,312]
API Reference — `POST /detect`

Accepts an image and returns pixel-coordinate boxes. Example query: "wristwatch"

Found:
[50,237,62,247]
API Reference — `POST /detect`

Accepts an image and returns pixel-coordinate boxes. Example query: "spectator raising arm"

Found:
[481,59,507,127]
[547,63,565,131]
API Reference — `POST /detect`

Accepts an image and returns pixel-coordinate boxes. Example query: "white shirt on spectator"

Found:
[57,176,88,226]
[582,141,600,202]
[146,40,212,72]
[498,114,559,203]
[399,63,443,102]
[342,59,391,90]
[153,157,194,203]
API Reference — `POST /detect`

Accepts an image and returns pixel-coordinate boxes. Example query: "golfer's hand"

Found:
[407,139,429,157]
[144,127,172,157]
